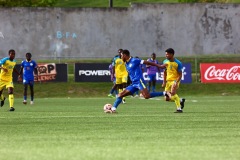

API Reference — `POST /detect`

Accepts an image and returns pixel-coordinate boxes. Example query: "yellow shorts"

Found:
[116,75,128,84]
[0,80,14,90]
[165,81,180,92]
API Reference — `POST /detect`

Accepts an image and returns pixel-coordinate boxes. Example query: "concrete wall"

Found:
[0,3,239,59]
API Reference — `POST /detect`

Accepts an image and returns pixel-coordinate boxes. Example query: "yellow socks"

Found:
[9,94,14,107]
[170,94,181,109]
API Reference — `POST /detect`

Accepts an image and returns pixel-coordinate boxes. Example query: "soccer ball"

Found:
[103,103,112,113]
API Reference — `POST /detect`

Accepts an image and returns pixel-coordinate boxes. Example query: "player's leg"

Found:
[164,81,185,110]
[111,85,137,112]
[23,83,28,104]
[171,82,185,109]
[29,81,34,105]
[108,80,117,98]
[147,74,152,92]
[152,74,156,92]
[144,76,165,98]
[115,77,122,96]
[8,87,15,111]
[138,79,164,99]
[0,82,6,107]
[169,82,182,113]
[121,75,128,103]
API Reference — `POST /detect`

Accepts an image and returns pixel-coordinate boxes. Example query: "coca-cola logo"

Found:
[204,66,240,80]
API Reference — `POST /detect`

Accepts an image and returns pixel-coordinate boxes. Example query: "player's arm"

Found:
[146,58,150,68]
[172,71,182,91]
[19,66,23,75]
[157,61,161,73]
[17,66,23,81]
[0,58,7,72]
[162,70,167,88]
[175,71,182,84]
[0,66,7,72]
[142,60,166,69]
[14,68,20,76]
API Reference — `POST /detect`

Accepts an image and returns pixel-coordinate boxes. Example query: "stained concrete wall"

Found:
[0,3,239,59]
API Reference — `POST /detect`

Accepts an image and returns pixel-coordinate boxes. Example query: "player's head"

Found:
[26,52,32,60]
[165,48,175,60]
[121,49,130,62]
[118,49,123,56]
[151,53,156,60]
[8,49,15,60]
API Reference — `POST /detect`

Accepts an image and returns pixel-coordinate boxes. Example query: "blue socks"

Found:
[112,97,122,109]
[150,92,164,98]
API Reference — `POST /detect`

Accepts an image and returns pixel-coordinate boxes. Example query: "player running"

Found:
[109,49,166,113]
[18,53,38,105]
[0,49,20,111]
[162,48,185,113]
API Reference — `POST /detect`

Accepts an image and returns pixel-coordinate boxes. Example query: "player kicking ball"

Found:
[108,49,167,113]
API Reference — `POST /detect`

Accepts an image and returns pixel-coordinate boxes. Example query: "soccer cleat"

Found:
[1,97,6,107]
[108,94,115,98]
[174,109,183,113]
[23,100,27,105]
[30,101,34,105]
[9,107,15,111]
[180,98,185,109]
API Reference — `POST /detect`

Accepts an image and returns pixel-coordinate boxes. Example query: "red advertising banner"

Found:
[200,63,240,83]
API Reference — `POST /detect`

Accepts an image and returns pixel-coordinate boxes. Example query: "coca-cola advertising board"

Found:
[200,63,240,83]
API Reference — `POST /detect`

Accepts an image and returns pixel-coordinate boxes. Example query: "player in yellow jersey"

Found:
[162,48,185,113]
[112,49,128,103]
[0,49,20,111]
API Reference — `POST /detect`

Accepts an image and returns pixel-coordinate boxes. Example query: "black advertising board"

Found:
[13,63,68,82]
[75,63,111,82]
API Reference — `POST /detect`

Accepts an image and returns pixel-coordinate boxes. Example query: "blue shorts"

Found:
[126,79,147,95]
[23,79,34,86]
[148,74,156,81]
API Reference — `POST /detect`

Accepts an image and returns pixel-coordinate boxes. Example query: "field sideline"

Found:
[0,96,240,160]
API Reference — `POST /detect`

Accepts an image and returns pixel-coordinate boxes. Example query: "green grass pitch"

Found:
[0,96,240,160]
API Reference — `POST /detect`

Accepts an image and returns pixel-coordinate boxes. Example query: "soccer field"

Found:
[0,96,240,160]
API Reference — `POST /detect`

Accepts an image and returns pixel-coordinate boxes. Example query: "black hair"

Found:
[118,49,123,53]
[165,48,175,55]
[8,49,15,55]
[26,52,32,58]
[122,50,130,56]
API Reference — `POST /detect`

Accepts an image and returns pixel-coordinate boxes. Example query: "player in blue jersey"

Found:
[18,53,38,105]
[108,50,166,113]
[0,49,20,111]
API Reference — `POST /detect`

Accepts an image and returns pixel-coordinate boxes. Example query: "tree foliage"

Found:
[0,0,58,7]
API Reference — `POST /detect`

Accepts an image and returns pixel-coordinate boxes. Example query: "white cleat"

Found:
[30,101,34,105]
